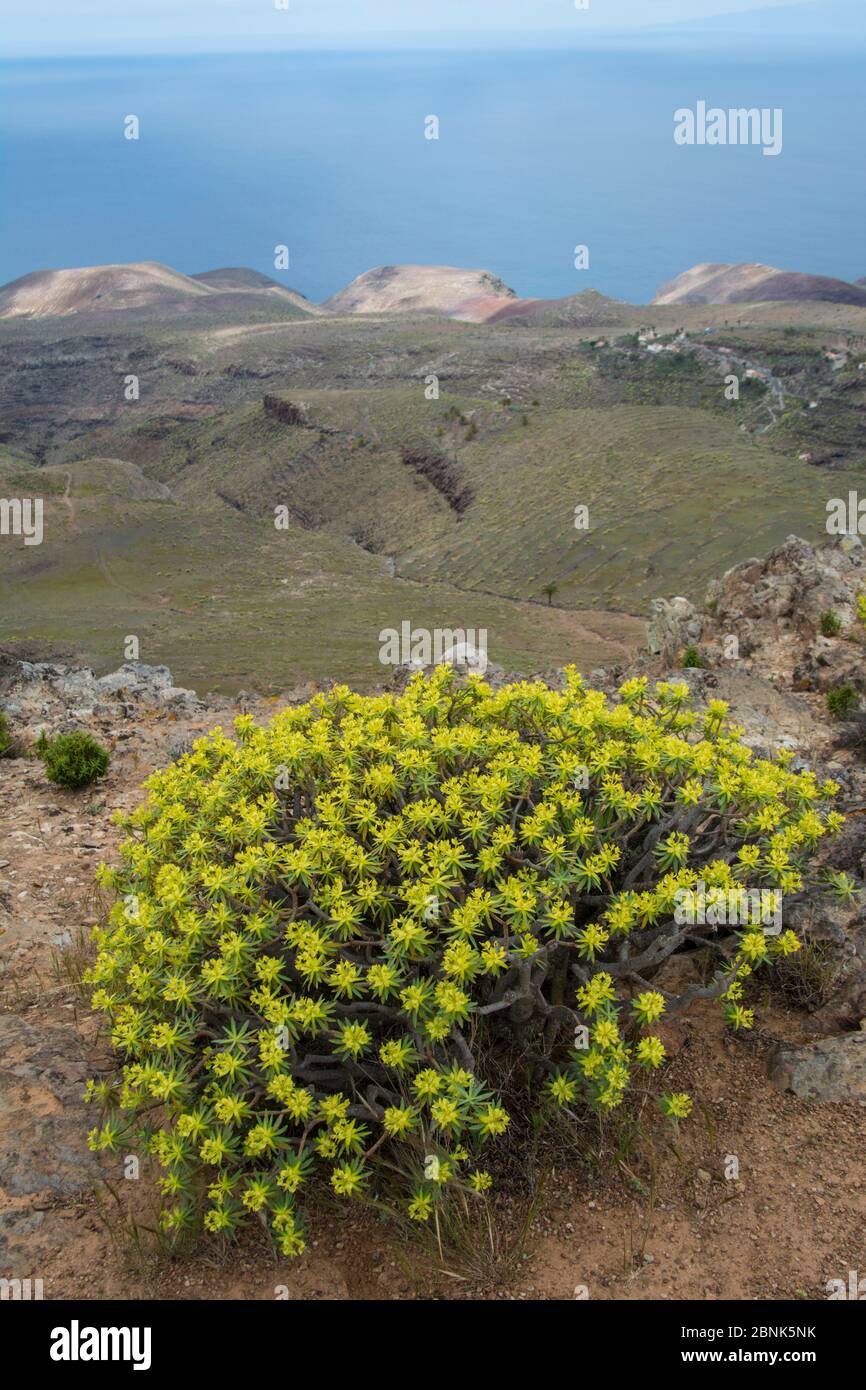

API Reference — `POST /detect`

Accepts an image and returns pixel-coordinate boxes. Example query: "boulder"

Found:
[95,662,198,706]
[768,1028,866,1105]
[793,637,865,696]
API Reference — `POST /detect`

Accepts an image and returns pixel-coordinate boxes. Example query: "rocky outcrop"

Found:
[706,533,864,632]
[649,534,866,693]
[646,595,702,663]
[1,659,200,735]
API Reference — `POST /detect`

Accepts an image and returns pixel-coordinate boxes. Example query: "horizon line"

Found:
[3,26,863,61]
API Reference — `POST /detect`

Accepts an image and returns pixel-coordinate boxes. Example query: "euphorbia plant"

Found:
[86,667,845,1254]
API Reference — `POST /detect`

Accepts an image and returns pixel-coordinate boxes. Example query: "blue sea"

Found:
[2,47,864,303]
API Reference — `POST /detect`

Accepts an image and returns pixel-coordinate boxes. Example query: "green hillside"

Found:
[0,455,642,690]
[2,292,864,692]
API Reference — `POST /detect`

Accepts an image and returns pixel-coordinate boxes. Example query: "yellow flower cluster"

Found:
[85,666,843,1253]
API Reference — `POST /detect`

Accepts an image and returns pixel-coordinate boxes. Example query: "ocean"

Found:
[2,46,864,303]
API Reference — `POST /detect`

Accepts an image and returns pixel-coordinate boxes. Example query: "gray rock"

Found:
[793,639,865,696]
[647,596,701,661]
[0,1014,102,1198]
[769,1029,866,1105]
[95,661,174,696]
[784,896,866,1029]
[3,658,199,726]
[158,685,197,705]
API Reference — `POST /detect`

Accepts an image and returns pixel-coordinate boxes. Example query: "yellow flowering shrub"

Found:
[85,667,845,1254]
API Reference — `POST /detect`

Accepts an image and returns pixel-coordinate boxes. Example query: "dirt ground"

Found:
[1,699,864,1302]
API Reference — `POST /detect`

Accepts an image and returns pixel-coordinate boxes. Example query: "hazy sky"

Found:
[3,0,816,54]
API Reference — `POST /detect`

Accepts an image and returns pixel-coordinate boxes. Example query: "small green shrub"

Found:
[40,731,110,789]
[819,611,842,637]
[826,684,860,720]
[0,710,12,757]
[84,670,845,1258]
[681,645,704,669]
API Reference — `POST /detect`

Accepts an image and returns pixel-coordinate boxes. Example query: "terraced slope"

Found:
[128,382,861,614]
[0,455,642,690]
